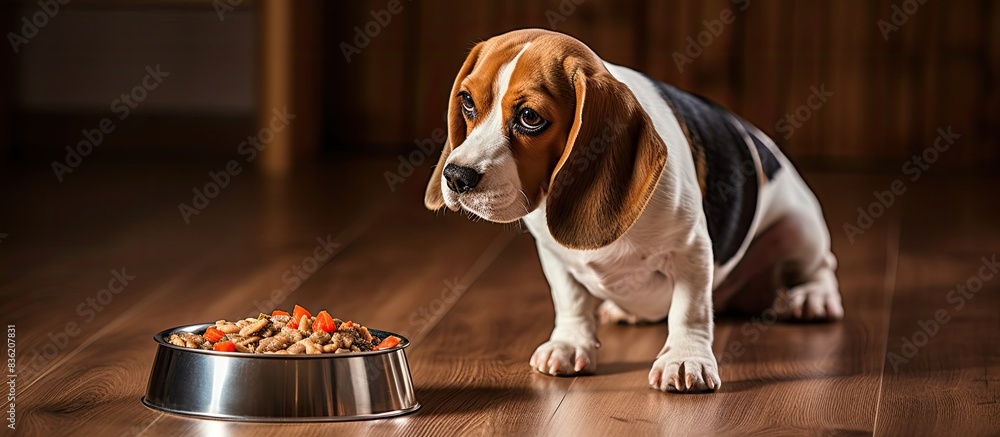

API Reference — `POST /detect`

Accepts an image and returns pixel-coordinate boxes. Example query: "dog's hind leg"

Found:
[777,246,843,321]
[714,210,844,321]
[712,215,797,315]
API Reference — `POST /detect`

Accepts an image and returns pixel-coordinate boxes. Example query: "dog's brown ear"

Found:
[425,43,484,210]
[545,63,667,250]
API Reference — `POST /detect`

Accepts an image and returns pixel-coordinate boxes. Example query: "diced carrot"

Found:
[203,327,225,343]
[292,305,312,323]
[213,341,236,352]
[341,321,353,330]
[373,335,401,351]
[287,305,312,329]
[312,311,336,333]
[271,310,289,317]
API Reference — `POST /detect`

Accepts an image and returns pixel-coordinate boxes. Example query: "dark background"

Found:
[1,0,996,173]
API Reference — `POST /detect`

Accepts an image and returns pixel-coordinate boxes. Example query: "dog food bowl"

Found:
[142,323,419,422]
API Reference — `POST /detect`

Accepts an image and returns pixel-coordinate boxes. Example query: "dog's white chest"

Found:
[563,248,675,320]
[572,252,672,296]
[523,209,675,320]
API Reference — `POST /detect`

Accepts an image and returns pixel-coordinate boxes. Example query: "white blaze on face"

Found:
[443,42,532,223]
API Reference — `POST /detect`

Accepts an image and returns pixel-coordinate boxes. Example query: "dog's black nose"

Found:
[443,164,481,194]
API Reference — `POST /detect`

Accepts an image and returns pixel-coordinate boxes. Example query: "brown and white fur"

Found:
[424,29,843,393]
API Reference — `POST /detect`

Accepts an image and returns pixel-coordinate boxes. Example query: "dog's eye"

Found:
[459,92,475,117]
[516,108,547,133]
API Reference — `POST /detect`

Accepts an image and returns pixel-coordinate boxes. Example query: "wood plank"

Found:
[373,235,569,436]
[989,2,1000,167]
[874,175,1000,435]
[734,0,780,135]
[866,0,893,162]
[0,2,15,162]
[665,0,697,90]
[288,1,325,158]
[257,0,292,176]
[643,0,672,82]
[410,0,493,151]
[784,0,822,158]
[356,0,408,149]
[695,0,738,106]
[939,0,986,169]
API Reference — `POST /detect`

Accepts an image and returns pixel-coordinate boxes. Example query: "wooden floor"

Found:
[1,157,997,436]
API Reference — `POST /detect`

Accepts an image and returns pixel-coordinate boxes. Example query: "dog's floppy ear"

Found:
[425,43,484,210]
[545,62,667,250]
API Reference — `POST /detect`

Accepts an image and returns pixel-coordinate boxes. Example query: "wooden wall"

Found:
[323,0,999,171]
[3,0,995,171]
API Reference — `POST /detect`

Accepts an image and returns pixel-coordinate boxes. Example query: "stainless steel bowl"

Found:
[142,323,419,422]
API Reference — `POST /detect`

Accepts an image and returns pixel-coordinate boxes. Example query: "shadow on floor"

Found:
[413,385,539,416]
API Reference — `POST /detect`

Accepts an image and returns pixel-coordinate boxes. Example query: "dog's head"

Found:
[425,29,666,250]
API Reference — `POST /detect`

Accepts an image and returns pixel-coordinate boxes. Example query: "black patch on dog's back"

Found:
[738,118,782,180]
[647,78,779,265]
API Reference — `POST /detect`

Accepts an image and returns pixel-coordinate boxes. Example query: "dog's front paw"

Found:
[649,346,720,393]
[530,340,597,376]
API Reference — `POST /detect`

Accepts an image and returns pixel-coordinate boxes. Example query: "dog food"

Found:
[167,305,402,354]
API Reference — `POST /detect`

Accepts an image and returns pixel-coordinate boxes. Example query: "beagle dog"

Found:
[424,29,843,393]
